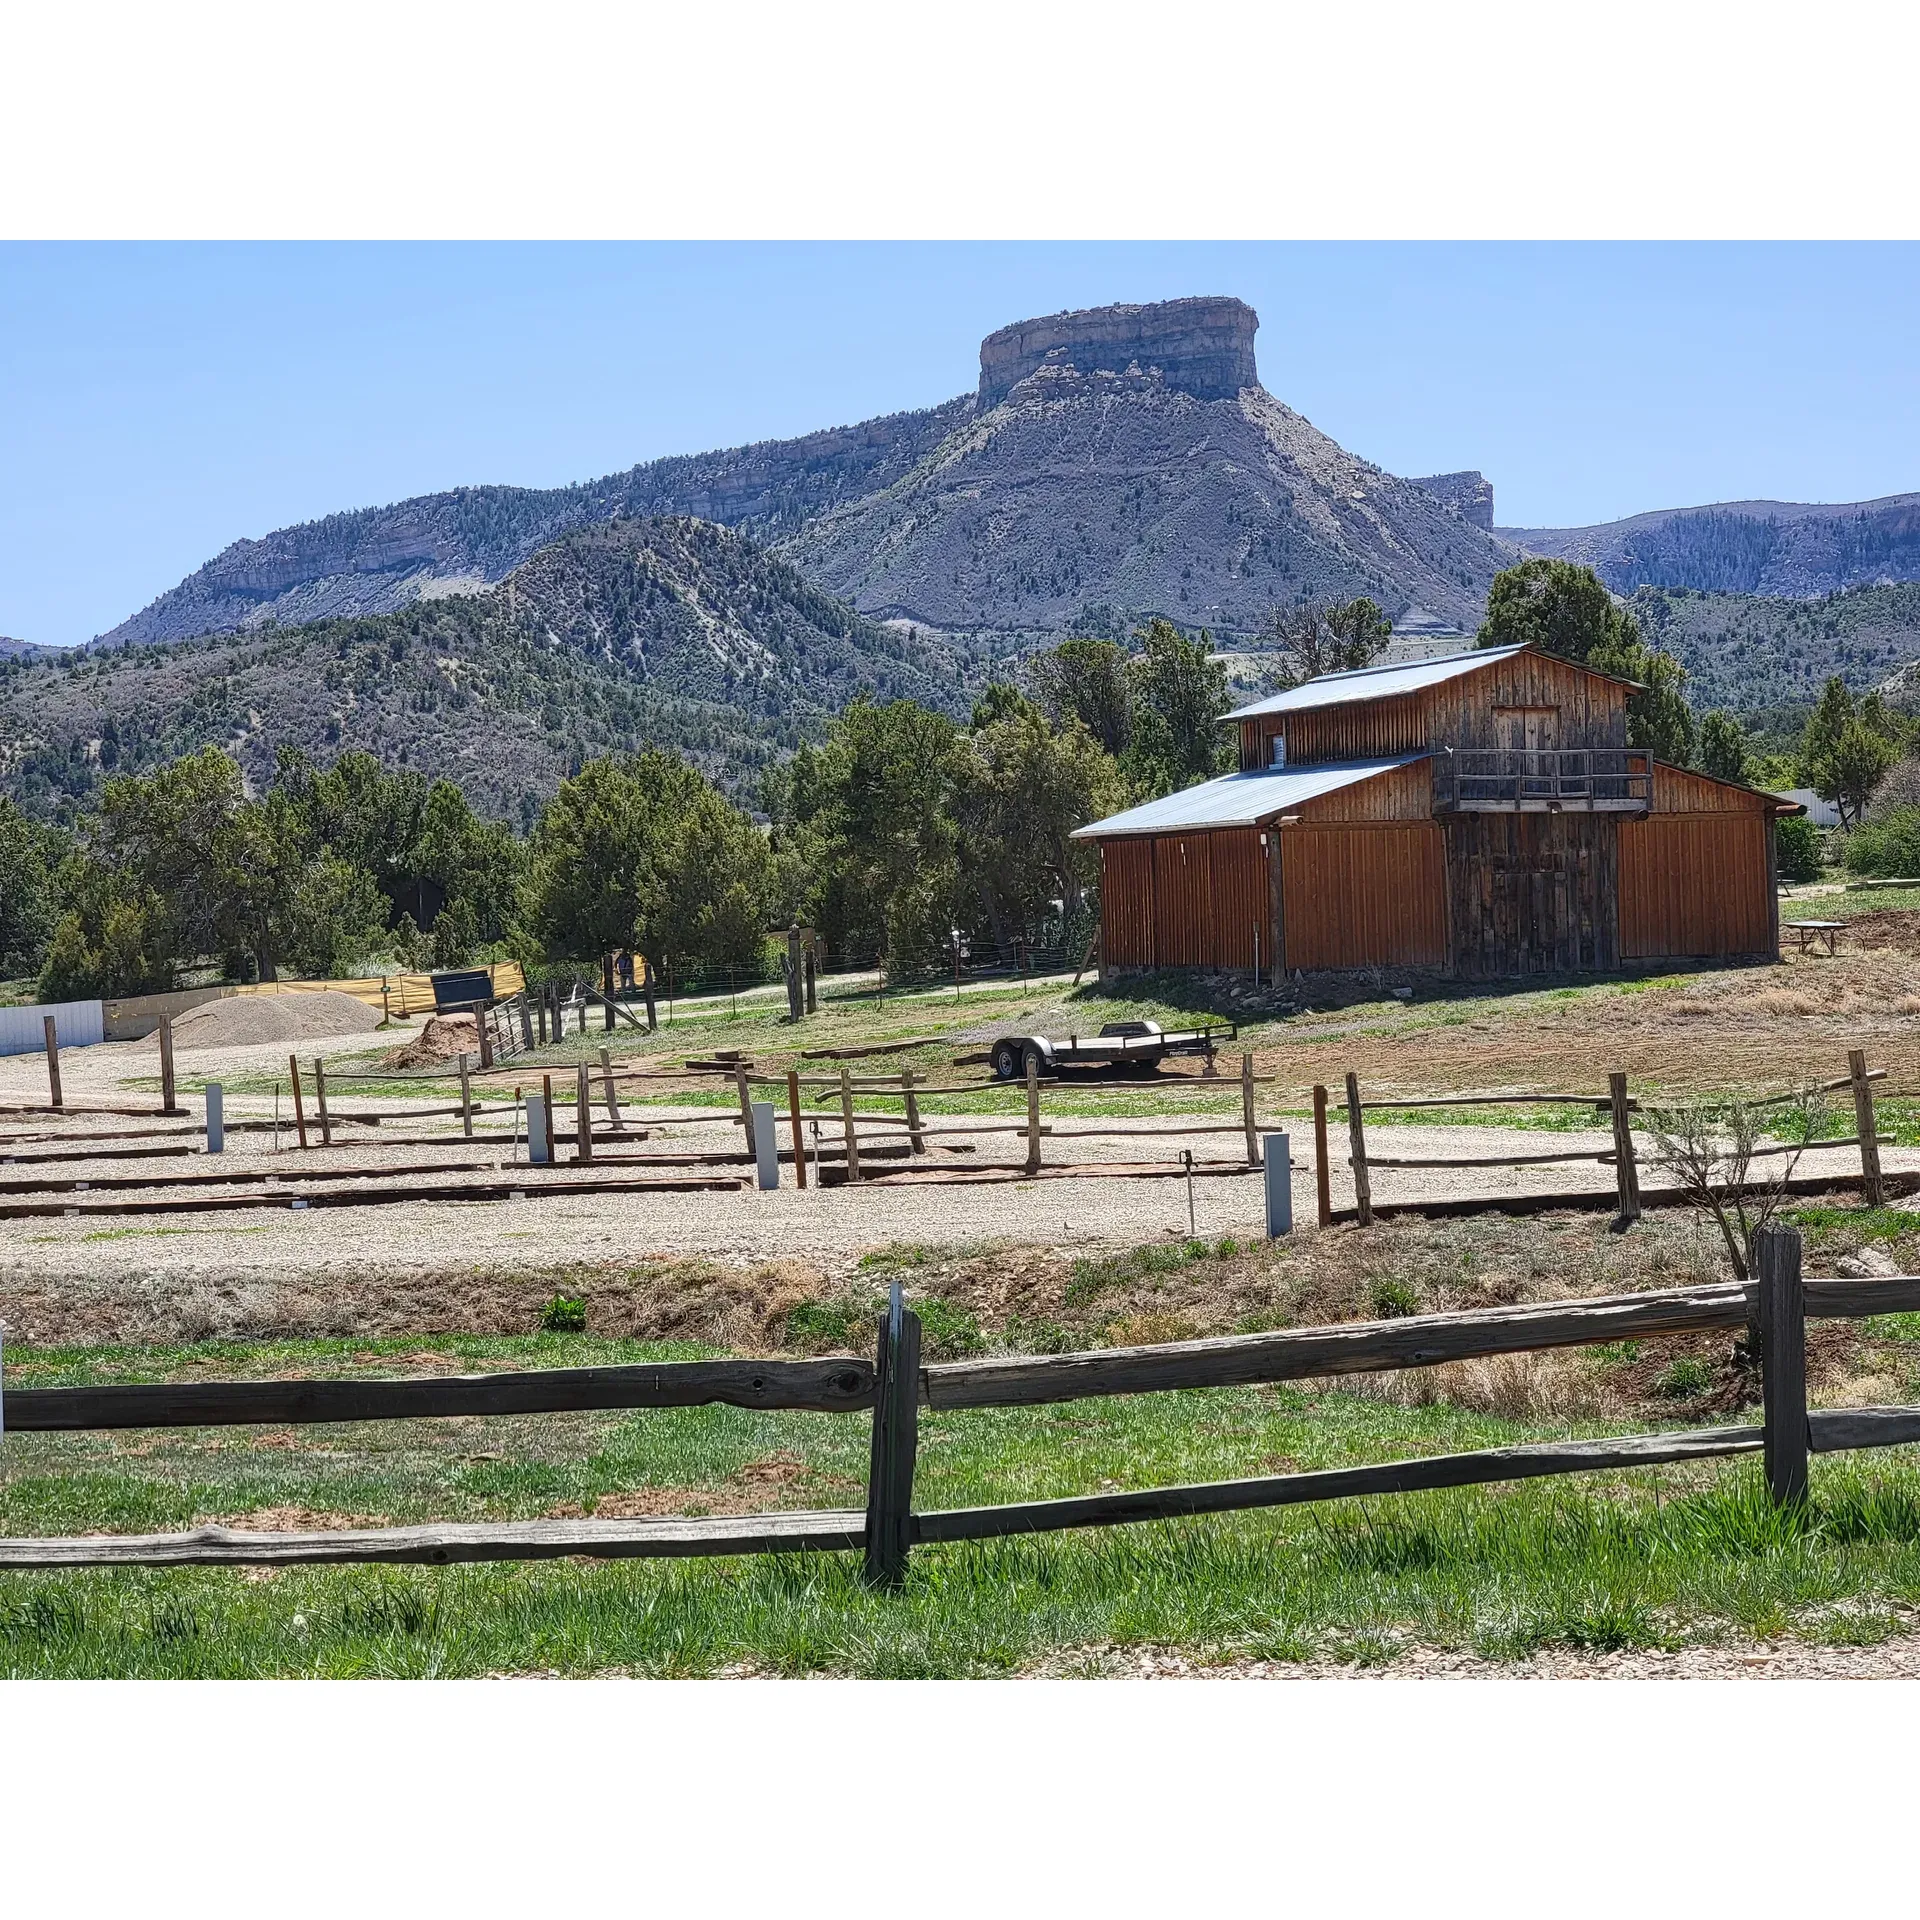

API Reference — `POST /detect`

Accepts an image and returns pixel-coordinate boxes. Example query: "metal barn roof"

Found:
[1071,754,1427,838]
[1220,646,1530,721]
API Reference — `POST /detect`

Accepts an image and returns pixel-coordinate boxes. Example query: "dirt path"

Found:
[1039,1633,1920,1680]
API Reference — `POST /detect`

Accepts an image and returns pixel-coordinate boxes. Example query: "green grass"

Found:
[1783,886,1920,917]
[5,1332,1919,1675]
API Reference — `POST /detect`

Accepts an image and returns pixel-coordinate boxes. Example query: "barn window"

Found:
[1269,734,1287,768]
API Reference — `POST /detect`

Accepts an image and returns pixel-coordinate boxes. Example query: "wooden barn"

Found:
[1075,643,1797,982]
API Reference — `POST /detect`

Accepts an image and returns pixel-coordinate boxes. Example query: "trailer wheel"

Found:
[990,1038,1025,1081]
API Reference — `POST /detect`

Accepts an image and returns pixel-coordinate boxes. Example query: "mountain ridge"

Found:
[1505,492,1920,597]
[92,297,1519,651]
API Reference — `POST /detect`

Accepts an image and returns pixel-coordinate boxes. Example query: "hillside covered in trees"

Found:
[1629,582,1920,723]
[0,518,962,827]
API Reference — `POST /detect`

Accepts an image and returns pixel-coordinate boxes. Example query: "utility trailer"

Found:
[986,1019,1237,1081]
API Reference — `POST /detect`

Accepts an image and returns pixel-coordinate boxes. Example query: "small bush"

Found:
[1842,807,1920,880]
[539,1294,587,1333]
[1370,1277,1421,1320]
[1214,1236,1240,1259]
[1653,1356,1714,1398]
[1775,813,1823,883]
[1106,1310,1200,1347]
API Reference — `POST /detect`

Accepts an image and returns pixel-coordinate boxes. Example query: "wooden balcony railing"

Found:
[1432,747,1652,811]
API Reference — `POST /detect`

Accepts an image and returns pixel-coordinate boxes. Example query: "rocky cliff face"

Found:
[95,297,1518,649]
[976,296,1258,408]
[1412,470,1496,532]
[783,377,1512,635]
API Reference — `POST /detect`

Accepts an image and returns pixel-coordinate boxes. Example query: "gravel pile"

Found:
[164,991,380,1052]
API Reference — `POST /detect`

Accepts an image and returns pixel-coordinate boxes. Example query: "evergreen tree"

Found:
[1123,620,1231,797]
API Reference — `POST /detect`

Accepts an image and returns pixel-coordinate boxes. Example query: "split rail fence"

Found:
[0,1226,1914,1579]
[1316,1050,1899,1228]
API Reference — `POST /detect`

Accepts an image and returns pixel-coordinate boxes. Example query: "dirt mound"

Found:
[164,990,381,1052]
[380,1013,480,1069]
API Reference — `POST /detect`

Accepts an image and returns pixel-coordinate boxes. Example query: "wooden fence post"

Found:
[458,1054,474,1138]
[862,1282,921,1591]
[313,1057,332,1148]
[788,1070,808,1189]
[902,1069,926,1156]
[519,996,534,1052]
[1608,1071,1640,1225]
[288,1055,309,1149]
[599,1047,624,1131]
[1849,1049,1883,1208]
[1756,1223,1808,1507]
[158,1013,178,1115]
[1312,1084,1332,1228]
[1025,1055,1043,1175]
[42,1015,62,1111]
[1241,1052,1259,1166]
[840,1065,861,1184]
[575,1062,593,1164]
[541,1073,556,1165]
[477,1007,494,1070]
[1344,1070,1373,1227]
[733,1065,755,1160]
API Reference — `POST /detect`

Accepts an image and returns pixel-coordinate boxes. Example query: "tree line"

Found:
[0,617,1240,998]
[6,564,1892,1000]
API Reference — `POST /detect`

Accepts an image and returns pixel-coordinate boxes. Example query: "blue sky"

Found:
[3,242,1917,647]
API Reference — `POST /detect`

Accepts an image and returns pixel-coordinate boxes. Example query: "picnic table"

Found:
[1788,919,1848,956]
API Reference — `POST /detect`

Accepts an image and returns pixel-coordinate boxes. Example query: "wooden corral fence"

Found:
[0,1228,1912,1579]
[1316,1050,1897,1227]
[729,1056,1271,1188]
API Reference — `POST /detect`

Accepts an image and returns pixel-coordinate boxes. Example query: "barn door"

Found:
[1446,814,1620,979]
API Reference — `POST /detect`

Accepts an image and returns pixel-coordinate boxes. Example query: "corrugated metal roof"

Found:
[1221,646,1529,720]
[1072,755,1427,838]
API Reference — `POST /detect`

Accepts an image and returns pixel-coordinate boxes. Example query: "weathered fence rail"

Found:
[2,1232,1918,1577]
[1317,1053,1895,1227]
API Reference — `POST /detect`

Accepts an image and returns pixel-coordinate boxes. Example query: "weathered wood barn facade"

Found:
[1076,644,1795,981]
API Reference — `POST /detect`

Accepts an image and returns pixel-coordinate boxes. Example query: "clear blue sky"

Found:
[3,242,1917,647]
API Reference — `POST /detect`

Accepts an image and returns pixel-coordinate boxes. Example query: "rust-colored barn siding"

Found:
[1099,829,1273,971]
[1151,835,1213,967]
[1240,695,1424,769]
[1621,814,1772,958]
[1099,838,1155,968]
[1280,824,1447,970]
[1650,763,1767,814]
[1294,758,1433,822]
[1240,653,1631,770]
[1209,829,1270,971]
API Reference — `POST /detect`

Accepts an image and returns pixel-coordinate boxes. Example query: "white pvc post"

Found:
[751,1100,779,1190]
[1263,1131,1293,1238]
[526,1096,550,1165]
[205,1083,225,1154]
